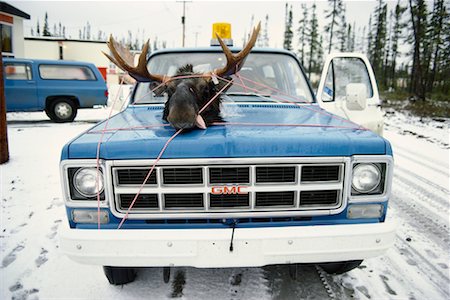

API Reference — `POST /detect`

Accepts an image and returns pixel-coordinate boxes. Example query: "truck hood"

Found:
[65,103,389,160]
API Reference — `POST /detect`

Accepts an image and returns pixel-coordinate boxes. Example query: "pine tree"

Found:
[367,15,373,54]
[283,3,294,50]
[337,1,347,51]
[53,24,57,36]
[36,20,40,36]
[359,26,366,52]
[426,0,447,92]
[383,11,393,88]
[307,3,320,78]
[297,3,308,65]
[86,22,91,40]
[262,14,269,47]
[440,14,450,94]
[62,26,66,38]
[43,12,51,36]
[346,24,355,52]
[324,0,342,53]
[390,0,406,89]
[371,0,388,87]
[408,0,429,99]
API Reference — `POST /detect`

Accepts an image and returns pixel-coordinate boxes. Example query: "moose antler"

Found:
[103,35,167,83]
[213,22,261,78]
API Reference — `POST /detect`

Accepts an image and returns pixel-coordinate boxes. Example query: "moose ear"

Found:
[212,76,233,93]
[150,81,167,96]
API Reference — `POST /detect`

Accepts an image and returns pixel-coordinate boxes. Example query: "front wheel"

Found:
[319,260,363,275]
[47,98,77,122]
[103,266,137,285]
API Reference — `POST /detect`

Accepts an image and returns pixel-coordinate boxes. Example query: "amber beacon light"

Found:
[211,23,233,46]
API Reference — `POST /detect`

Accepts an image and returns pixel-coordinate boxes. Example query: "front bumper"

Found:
[60,221,396,268]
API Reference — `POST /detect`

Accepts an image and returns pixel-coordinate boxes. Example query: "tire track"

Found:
[263,264,335,300]
[393,144,448,174]
[393,175,449,216]
[394,237,450,298]
[395,165,449,195]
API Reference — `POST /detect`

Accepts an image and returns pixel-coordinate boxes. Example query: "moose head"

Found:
[104,23,261,130]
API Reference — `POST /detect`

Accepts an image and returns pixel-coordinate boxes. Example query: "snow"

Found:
[1,107,449,299]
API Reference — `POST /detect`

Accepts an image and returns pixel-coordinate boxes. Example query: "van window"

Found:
[4,63,32,80]
[39,65,96,81]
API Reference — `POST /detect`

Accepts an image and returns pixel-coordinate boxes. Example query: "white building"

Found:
[0,1,30,58]
[24,37,110,67]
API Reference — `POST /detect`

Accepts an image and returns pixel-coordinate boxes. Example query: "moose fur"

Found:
[160,64,228,129]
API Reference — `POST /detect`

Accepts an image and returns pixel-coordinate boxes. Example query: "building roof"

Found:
[24,37,107,44]
[0,1,30,19]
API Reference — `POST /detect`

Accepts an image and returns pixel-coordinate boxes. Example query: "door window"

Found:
[4,63,32,80]
[39,65,96,80]
[321,57,373,102]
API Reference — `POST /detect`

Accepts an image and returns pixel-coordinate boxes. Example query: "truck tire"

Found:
[47,98,77,122]
[319,260,363,275]
[103,266,137,285]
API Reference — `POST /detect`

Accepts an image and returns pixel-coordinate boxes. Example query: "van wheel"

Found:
[103,266,136,285]
[47,98,77,122]
[319,260,363,275]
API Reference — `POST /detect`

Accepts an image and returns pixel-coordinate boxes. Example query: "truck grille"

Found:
[301,165,340,182]
[210,194,250,208]
[110,159,345,217]
[164,193,204,209]
[255,191,295,207]
[162,168,203,185]
[209,167,250,184]
[256,166,296,183]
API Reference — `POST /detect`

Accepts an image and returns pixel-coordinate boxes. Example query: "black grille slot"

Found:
[256,166,296,183]
[164,194,204,209]
[209,167,250,184]
[116,169,157,185]
[210,194,249,208]
[300,190,339,206]
[255,191,295,207]
[162,168,203,185]
[301,165,340,182]
[119,194,158,210]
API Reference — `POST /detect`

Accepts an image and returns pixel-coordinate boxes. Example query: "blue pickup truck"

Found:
[59,45,395,285]
[3,58,108,122]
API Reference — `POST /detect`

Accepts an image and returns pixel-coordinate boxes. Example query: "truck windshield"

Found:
[132,52,314,104]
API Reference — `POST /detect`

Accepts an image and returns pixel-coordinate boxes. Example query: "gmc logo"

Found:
[211,186,249,195]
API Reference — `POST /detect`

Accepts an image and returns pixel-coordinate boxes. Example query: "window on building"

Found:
[4,63,32,80]
[0,23,13,53]
[38,65,96,81]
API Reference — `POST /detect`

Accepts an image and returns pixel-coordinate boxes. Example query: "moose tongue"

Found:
[195,114,207,129]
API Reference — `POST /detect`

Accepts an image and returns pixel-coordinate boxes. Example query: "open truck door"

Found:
[316,53,384,135]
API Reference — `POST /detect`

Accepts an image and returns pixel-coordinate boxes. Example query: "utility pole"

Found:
[177,0,191,47]
[0,54,9,164]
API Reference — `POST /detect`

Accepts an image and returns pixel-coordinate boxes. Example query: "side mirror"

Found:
[345,83,367,111]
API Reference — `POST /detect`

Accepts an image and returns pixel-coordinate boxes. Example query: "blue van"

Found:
[3,58,108,122]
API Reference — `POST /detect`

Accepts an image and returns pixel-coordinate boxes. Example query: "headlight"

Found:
[73,168,104,197]
[352,163,381,193]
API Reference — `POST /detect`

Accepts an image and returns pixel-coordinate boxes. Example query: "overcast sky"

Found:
[11,0,398,49]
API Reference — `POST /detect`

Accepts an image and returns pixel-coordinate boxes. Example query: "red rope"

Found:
[117,128,183,229]
[93,71,367,229]
[116,79,234,229]
[96,77,128,229]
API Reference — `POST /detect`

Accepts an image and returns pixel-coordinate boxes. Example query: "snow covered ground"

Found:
[1,108,449,300]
